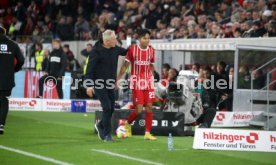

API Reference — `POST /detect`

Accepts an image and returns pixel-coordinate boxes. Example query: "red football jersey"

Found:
[125,44,155,90]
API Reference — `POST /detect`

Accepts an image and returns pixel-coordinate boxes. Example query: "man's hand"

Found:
[116,61,130,90]
[115,79,120,90]
[86,87,94,97]
[221,94,229,100]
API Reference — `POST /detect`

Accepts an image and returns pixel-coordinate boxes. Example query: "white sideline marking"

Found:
[92,149,164,165]
[93,148,188,151]
[0,145,73,165]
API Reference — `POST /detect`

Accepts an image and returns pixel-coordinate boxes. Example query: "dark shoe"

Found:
[0,125,4,135]
[104,135,115,142]
[198,123,209,128]
[94,124,104,140]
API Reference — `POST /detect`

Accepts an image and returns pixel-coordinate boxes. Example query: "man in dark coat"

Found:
[38,39,67,99]
[0,26,25,134]
[85,29,127,142]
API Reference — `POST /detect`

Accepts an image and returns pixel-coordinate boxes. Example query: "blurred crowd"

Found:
[160,60,275,111]
[0,0,275,42]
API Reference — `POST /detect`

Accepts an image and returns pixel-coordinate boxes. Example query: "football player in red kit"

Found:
[117,29,156,140]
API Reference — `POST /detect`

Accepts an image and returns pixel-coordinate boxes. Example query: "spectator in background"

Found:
[252,10,261,21]
[194,66,205,98]
[196,66,217,128]
[202,67,217,109]
[161,68,178,87]
[238,65,251,89]
[81,43,93,75]
[65,16,75,40]
[38,39,67,99]
[252,69,266,89]
[91,14,107,40]
[59,0,75,17]
[162,63,171,79]
[233,28,242,37]
[63,44,79,72]
[56,16,74,41]
[220,1,232,19]
[14,1,26,22]
[22,17,34,35]
[267,20,276,37]
[81,43,93,57]
[224,65,234,111]
[242,20,254,37]
[27,0,40,21]
[34,42,44,71]
[229,66,234,86]
[44,15,54,33]
[8,16,22,39]
[262,10,272,23]
[191,63,200,74]
[74,15,90,40]
[188,25,198,38]
[41,25,53,43]
[223,22,234,38]
[251,20,266,37]
[4,8,14,29]
[42,49,49,71]
[45,0,58,20]
[144,3,160,30]
[211,23,223,38]
[1,0,276,41]
[32,25,42,42]
[215,61,231,109]
[210,64,217,74]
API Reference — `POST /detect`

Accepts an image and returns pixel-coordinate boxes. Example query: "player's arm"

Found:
[117,60,130,81]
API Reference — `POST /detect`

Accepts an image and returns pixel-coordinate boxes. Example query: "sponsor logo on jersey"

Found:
[134,61,150,65]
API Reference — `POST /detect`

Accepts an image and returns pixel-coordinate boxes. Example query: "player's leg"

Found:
[144,90,157,140]
[125,104,143,137]
[145,103,153,133]
[125,90,144,137]
[127,104,143,124]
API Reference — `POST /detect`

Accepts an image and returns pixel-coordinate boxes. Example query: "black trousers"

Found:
[197,108,216,128]
[0,90,11,126]
[39,75,63,99]
[95,88,115,137]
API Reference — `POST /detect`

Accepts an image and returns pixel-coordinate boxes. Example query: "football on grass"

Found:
[116,125,127,139]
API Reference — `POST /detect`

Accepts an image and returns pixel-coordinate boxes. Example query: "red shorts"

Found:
[132,89,156,105]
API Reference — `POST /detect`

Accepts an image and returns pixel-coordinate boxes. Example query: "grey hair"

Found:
[102,29,115,41]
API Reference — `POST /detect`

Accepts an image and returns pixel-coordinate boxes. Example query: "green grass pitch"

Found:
[0,111,275,165]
